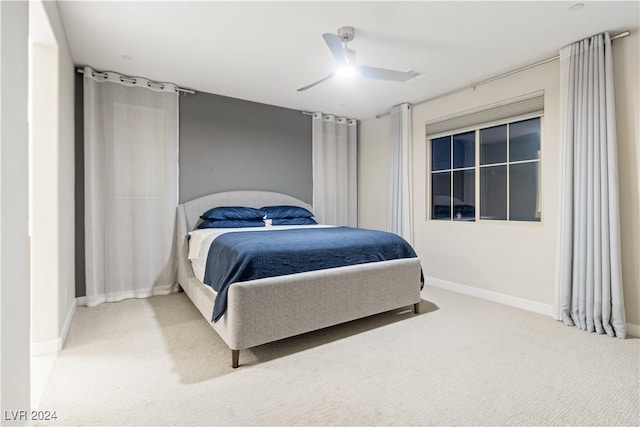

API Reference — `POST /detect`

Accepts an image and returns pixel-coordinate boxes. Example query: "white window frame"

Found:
[427,112,543,223]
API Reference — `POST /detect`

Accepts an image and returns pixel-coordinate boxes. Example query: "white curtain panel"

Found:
[557,34,626,337]
[84,67,179,306]
[312,113,357,226]
[388,103,413,243]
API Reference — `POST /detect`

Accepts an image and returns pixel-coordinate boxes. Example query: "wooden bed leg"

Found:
[414,302,420,314]
[231,350,240,369]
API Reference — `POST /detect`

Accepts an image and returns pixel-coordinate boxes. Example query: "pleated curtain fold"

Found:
[83,67,179,306]
[312,113,358,226]
[388,103,413,243]
[557,34,626,338]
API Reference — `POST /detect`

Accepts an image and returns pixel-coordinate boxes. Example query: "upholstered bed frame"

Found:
[175,191,422,367]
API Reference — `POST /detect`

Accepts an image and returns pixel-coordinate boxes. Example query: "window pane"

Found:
[510,162,541,221]
[453,170,475,221]
[480,165,507,220]
[431,136,451,171]
[510,118,540,162]
[431,172,451,220]
[453,131,475,169]
[480,124,507,165]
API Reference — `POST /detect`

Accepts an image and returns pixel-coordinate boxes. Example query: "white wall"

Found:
[46,0,76,346]
[358,114,391,231]
[47,0,76,347]
[29,0,75,354]
[0,0,31,420]
[359,33,639,331]
[414,61,560,309]
[30,41,60,348]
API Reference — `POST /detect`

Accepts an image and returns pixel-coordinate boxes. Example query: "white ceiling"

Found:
[56,1,638,119]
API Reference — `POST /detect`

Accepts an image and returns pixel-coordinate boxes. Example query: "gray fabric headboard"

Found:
[175,191,314,287]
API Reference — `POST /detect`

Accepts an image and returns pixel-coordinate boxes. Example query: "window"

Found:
[480,118,540,221]
[429,116,541,222]
[431,131,475,221]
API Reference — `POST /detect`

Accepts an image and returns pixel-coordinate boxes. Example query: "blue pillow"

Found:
[261,205,314,219]
[272,217,317,226]
[197,219,265,229]
[200,206,265,221]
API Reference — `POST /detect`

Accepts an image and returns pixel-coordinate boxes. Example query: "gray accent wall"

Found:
[179,92,312,204]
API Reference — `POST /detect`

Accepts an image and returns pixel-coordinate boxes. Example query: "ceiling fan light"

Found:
[335,63,359,79]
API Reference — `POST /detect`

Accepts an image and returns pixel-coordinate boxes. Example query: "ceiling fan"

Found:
[297,26,420,92]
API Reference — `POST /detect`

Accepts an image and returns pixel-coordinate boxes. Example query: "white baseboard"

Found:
[426,276,555,317]
[30,300,77,408]
[60,297,76,349]
[427,277,640,338]
[626,323,639,338]
[30,338,59,356]
[30,298,76,356]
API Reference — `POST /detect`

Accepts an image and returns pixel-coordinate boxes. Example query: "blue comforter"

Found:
[203,226,421,322]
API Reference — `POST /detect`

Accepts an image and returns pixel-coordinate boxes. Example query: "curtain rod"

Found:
[76,67,195,95]
[301,111,359,122]
[376,30,630,118]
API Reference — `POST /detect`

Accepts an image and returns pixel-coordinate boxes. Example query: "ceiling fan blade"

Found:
[359,66,420,82]
[297,74,334,92]
[322,33,347,64]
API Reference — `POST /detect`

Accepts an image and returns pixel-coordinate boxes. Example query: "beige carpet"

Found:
[37,287,639,426]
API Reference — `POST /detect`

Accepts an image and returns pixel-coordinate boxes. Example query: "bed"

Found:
[175,191,422,368]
